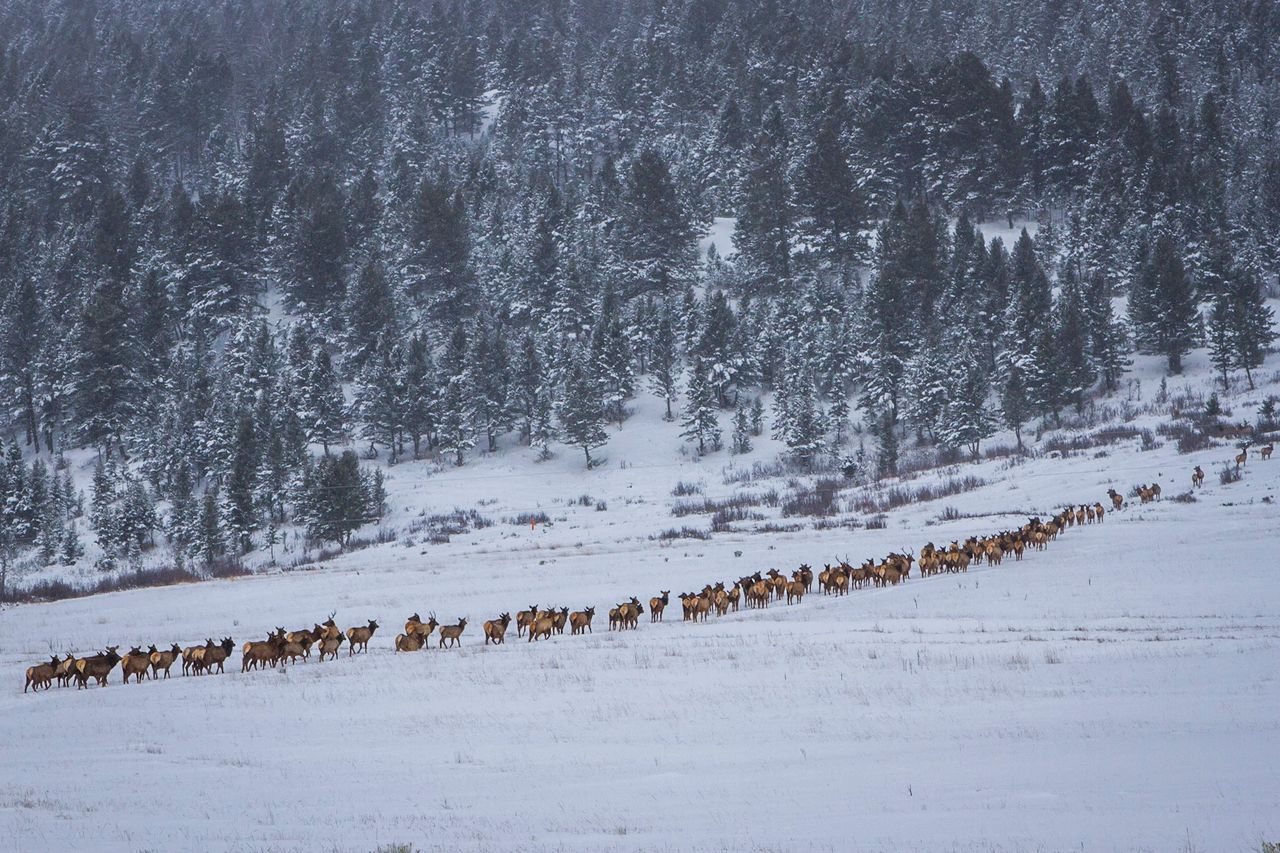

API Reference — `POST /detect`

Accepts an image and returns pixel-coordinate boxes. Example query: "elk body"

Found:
[484,613,512,645]
[515,605,539,638]
[1192,465,1205,488]
[569,607,595,635]
[439,618,467,649]
[24,656,60,693]
[1262,443,1274,461]
[242,630,285,672]
[121,646,152,684]
[75,647,122,689]
[395,630,426,652]
[528,612,555,642]
[149,643,181,679]
[317,635,345,661]
[1236,447,1249,469]
[649,591,670,622]
[54,653,77,687]
[346,620,379,655]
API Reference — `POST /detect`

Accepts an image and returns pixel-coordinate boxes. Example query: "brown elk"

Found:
[727,583,741,612]
[317,613,342,641]
[691,593,711,623]
[483,613,512,645]
[242,630,286,672]
[346,620,379,655]
[618,597,644,629]
[552,607,570,635]
[515,604,539,638]
[1107,488,1123,511]
[528,611,555,642]
[395,631,426,652]
[75,647,121,689]
[54,653,77,687]
[181,642,208,676]
[1094,502,1105,523]
[1192,465,1205,488]
[798,564,814,592]
[202,638,235,674]
[649,591,670,622]
[285,627,319,659]
[405,613,440,642]
[570,607,595,635]
[785,579,805,605]
[121,646,151,684]
[438,617,467,649]
[279,636,309,665]
[317,634,344,661]
[24,655,60,693]
[1261,443,1273,461]
[148,643,181,679]
[1236,447,1249,469]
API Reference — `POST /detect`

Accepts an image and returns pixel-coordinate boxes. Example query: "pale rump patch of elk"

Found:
[484,613,512,645]
[346,620,379,655]
[570,607,595,635]
[439,618,467,649]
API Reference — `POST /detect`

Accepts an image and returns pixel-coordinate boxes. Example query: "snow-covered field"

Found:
[3,399,1279,851]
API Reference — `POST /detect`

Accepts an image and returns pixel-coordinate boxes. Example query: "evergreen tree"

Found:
[731,401,752,455]
[304,349,347,454]
[224,414,259,551]
[559,345,608,465]
[680,359,722,455]
[1130,232,1200,374]
[1054,266,1096,410]
[303,450,371,547]
[197,490,224,568]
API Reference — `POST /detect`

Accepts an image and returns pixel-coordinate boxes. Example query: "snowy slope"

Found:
[2,407,1278,851]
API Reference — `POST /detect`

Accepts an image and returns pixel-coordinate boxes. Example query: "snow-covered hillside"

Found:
[2,352,1279,851]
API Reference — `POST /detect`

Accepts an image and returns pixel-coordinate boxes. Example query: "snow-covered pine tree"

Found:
[1130,230,1200,374]
[559,344,608,465]
[649,304,679,421]
[681,358,722,455]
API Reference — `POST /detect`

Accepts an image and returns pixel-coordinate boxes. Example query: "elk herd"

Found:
[23,492,1120,695]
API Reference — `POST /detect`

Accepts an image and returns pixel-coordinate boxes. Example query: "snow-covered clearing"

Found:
[3,418,1279,851]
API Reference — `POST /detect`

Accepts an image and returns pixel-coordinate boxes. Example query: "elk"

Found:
[785,579,805,605]
[242,630,285,672]
[515,604,539,638]
[1261,443,1273,461]
[528,610,555,642]
[279,636,309,665]
[1107,488,1123,510]
[691,593,711,623]
[395,630,426,652]
[121,646,152,684]
[285,627,319,659]
[317,634,345,661]
[438,617,467,649]
[483,613,512,645]
[202,638,235,675]
[405,613,439,642]
[617,597,643,629]
[727,583,741,612]
[798,564,814,593]
[54,653,76,687]
[649,591,670,622]
[75,647,121,689]
[552,607,570,635]
[1093,502,1105,523]
[1236,446,1249,469]
[24,655,60,693]
[317,613,342,641]
[346,620,379,655]
[149,643,181,679]
[1192,465,1205,488]
[570,607,595,635]
[182,642,208,676]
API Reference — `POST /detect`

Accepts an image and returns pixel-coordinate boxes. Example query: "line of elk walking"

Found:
[21,496,1111,694]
